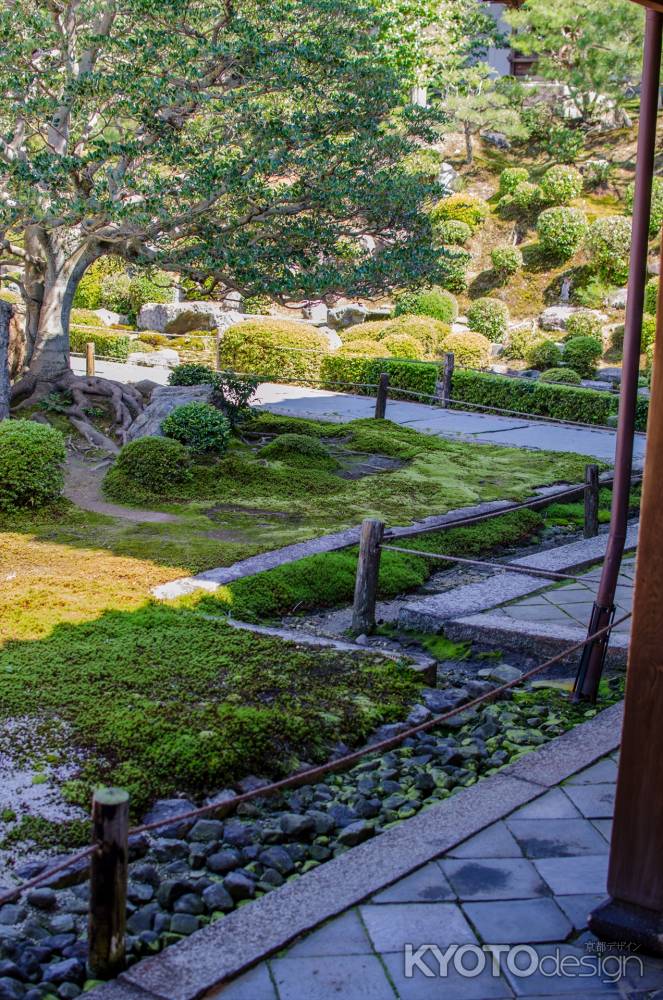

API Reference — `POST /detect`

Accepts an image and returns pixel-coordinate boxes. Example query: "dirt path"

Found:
[63,454,180,523]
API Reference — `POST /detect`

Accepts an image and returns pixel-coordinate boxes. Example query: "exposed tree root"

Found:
[11,370,144,452]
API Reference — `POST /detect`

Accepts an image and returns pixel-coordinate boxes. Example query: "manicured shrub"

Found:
[320,356,439,399]
[111,437,191,492]
[138,332,170,348]
[512,182,542,213]
[337,339,391,357]
[544,124,584,164]
[73,256,125,310]
[342,315,449,359]
[526,339,563,370]
[491,245,523,277]
[641,313,657,352]
[168,363,219,386]
[539,165,583,205]
[260,433,337,468]
[434,220,472,246]
[381,333,422,359]
[442,331,492,368]
[645,277,659,315]
[69,327,132,361]
[563,336,603,378]
[402,147,442,178]
[540,368,582,385]
[583,159,612,191]
[393,286,458,323]
[0,419,66,510]
[626,176,663,237]
[439,247,472,293]
[100,270,172,321]
[536,207,588,261]
[565,310,604,341]
[585,216,632,284]
[499,167,529,196]
[161,402,231,454]
[466,298,509,343]
[504,323,537,361]
[430,193,489,232]
[218,320,329,382]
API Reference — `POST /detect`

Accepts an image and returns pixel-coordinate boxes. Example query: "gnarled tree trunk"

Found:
[0,301,11,420]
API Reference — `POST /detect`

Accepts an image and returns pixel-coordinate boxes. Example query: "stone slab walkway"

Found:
[70,359,645,467]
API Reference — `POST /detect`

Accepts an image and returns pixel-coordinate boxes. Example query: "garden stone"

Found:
[141,799,197,839]
[48,915,75,935]
[0,980,24,1000]
[189,819,223,843]
[26,890,56,913]
[0,907,24,926]
[478,663,522,684]
[169,914,199,936]
[539,305,606,332]
[206,849,241,874]
[353,797,381,819]
[156,879,193,909]
[406,703,431,725]
[126,385,215,442]
[284,843,308,863]
[222,821,255,848]
[482,129,511,149]
[366,722,409,745]
[92,308,127,326]
[127,348,180,368]
[306,810,335,835]
[327,303,368,330]
[188,844,209,869]
[223,872,255,902]
[137,301,242,333]
[326,804,358,828]
[40,959,84,985]
[127,904,159,933]
[201,883,234,913]
[130,863,159,887]
[57,984,81,999]
[259,869,285,888]
[604,288,628,310]
[421,687,469,713]
[280,813,314,838]
[437,161,460,194]
[302,302,329,325]
[310,844,332,862]
[258,847,295,876]
[172,893,204,916]
[0,965,21,985]
[337,820,374,847]
[153,913,170,934]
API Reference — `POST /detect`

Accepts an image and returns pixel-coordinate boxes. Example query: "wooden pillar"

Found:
[86,341,96,377]
[439,352,454,408]
[88,787,129,978]
[351,519,384,635]
[374,372,389,420]
[589,231,663,952]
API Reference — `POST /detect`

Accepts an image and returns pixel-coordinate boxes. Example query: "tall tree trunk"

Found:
[0,302,11,419]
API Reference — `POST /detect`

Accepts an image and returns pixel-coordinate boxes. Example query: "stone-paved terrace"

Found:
[209,752,663,1000]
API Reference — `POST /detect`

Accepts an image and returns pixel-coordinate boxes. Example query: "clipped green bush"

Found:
[161,402,231,454]
[168,363,219,386]
[73,256,125,310]
[138,332,170,348]
[536,207,588,261]
[100,270,172,321]
[466,298,509,343]
[499,167,529,196]
[111,437,192,493]
[218,320,328,382]
[320,356,439,400]
[439,247,472,293]
[434,220,472,246]
[539,165,583,205]
[585,216,632,284]
[539,368,582,385]
[393,286,458,323]
[565,311,604,341]
[512,182,542,213]
[626,176,663,237]
[491,245,523,277]
[504,323,537,361]
[337,339,391,357]
[69,327,132,361]
[342,315,450,359]
[526,339,563,370]
[443,331,492,368]
[645,277,659,315]
[0,420,66,510]
[642,313,657,352]
[381,333,422,359]
[430,193,489,232]
[260,433,337,468]
[563,336,602,378]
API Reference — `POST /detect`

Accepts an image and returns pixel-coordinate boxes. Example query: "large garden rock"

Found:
[126,385,216,441]
[438,161,460,194]
[303,302,329,325]
[137,301,242,334]
[604,288,628,310]
[327,303,368,329]
[93,308,128,326]
[127,348,180,368]
[538,306,607,332]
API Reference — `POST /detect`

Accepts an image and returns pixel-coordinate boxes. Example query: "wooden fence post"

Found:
[440,352,454,408]
[584,463,600,538]
[88,787,129,980]
[374,372,389,419]
[86,341,95,378]
[351,519,384,635]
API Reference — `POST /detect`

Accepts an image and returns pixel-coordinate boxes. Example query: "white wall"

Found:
[484,2,513,77]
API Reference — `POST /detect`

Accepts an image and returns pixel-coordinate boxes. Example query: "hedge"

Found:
[320,356,440,399]
[69,326,133,361]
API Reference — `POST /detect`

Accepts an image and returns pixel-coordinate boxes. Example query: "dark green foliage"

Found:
[467,297,509,342]
[526,340,563,370]
[540,368,582,385]
[168,366,259,426]
[320,356,440,399]
[168,363,219,386]
[260,433,338,468]
[218,320,328,382]
[645,278,658,315]
[69,327,132,361]
[536,207,588,260]
[0,420,66,510]
[642,314,657,352]
[563,336,602,378]
[162,402,231,454]
[393,286,458,323]
[110,438,192,494]
[626,176,663,238]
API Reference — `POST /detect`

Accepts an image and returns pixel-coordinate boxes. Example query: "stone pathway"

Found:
[210,751,662,1000]
[64,453,180,523]
[70,359,645,467]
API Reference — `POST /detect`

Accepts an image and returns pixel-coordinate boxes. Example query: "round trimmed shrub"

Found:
[563,336,602,378]
[442,331,491,368]
[439,247,471,293]
[466,298,510,343]
[139,333,170,348]
[526,339,563,370]
[645,277,659,315]
[585,216,631,284]
[112,437,191,492]
[0,419,66,510]
[540,368,582,385]
[337,339,391,357]
[393,286,458,323]
[504,322,537,361]
[430,193,489,232]
[161,402,231,454]
[626,176,663,237]
[168,363,219,387]
[342,315,449,359]
[434,220,472,246]
[540,165,583,205]
[260,433,337,468]
[565,310,604,341]
[499,167,529,196]
[218,320,329,382]
[512,182,542,213]
[536,207,588,261]
[491,246,523,277]
[381,333,422,359]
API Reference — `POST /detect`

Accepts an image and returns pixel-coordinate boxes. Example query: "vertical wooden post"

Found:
[584,464,600,538]
[441,352,454,408]
[86,342,95,377]
[351,519,384,635]
[88,788,129,979]
[374,372,389,420]
[588,224,663,952]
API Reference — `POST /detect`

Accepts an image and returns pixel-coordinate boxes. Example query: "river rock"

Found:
[137,301,242,334]
[140,798,197,838]
[126,384,216,441]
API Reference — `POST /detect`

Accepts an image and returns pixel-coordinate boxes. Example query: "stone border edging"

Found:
[89,702,624,1000]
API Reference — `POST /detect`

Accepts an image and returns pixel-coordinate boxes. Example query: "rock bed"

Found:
[0,669,621,1000]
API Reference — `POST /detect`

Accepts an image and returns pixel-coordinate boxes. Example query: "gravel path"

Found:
[63,454,180,523]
